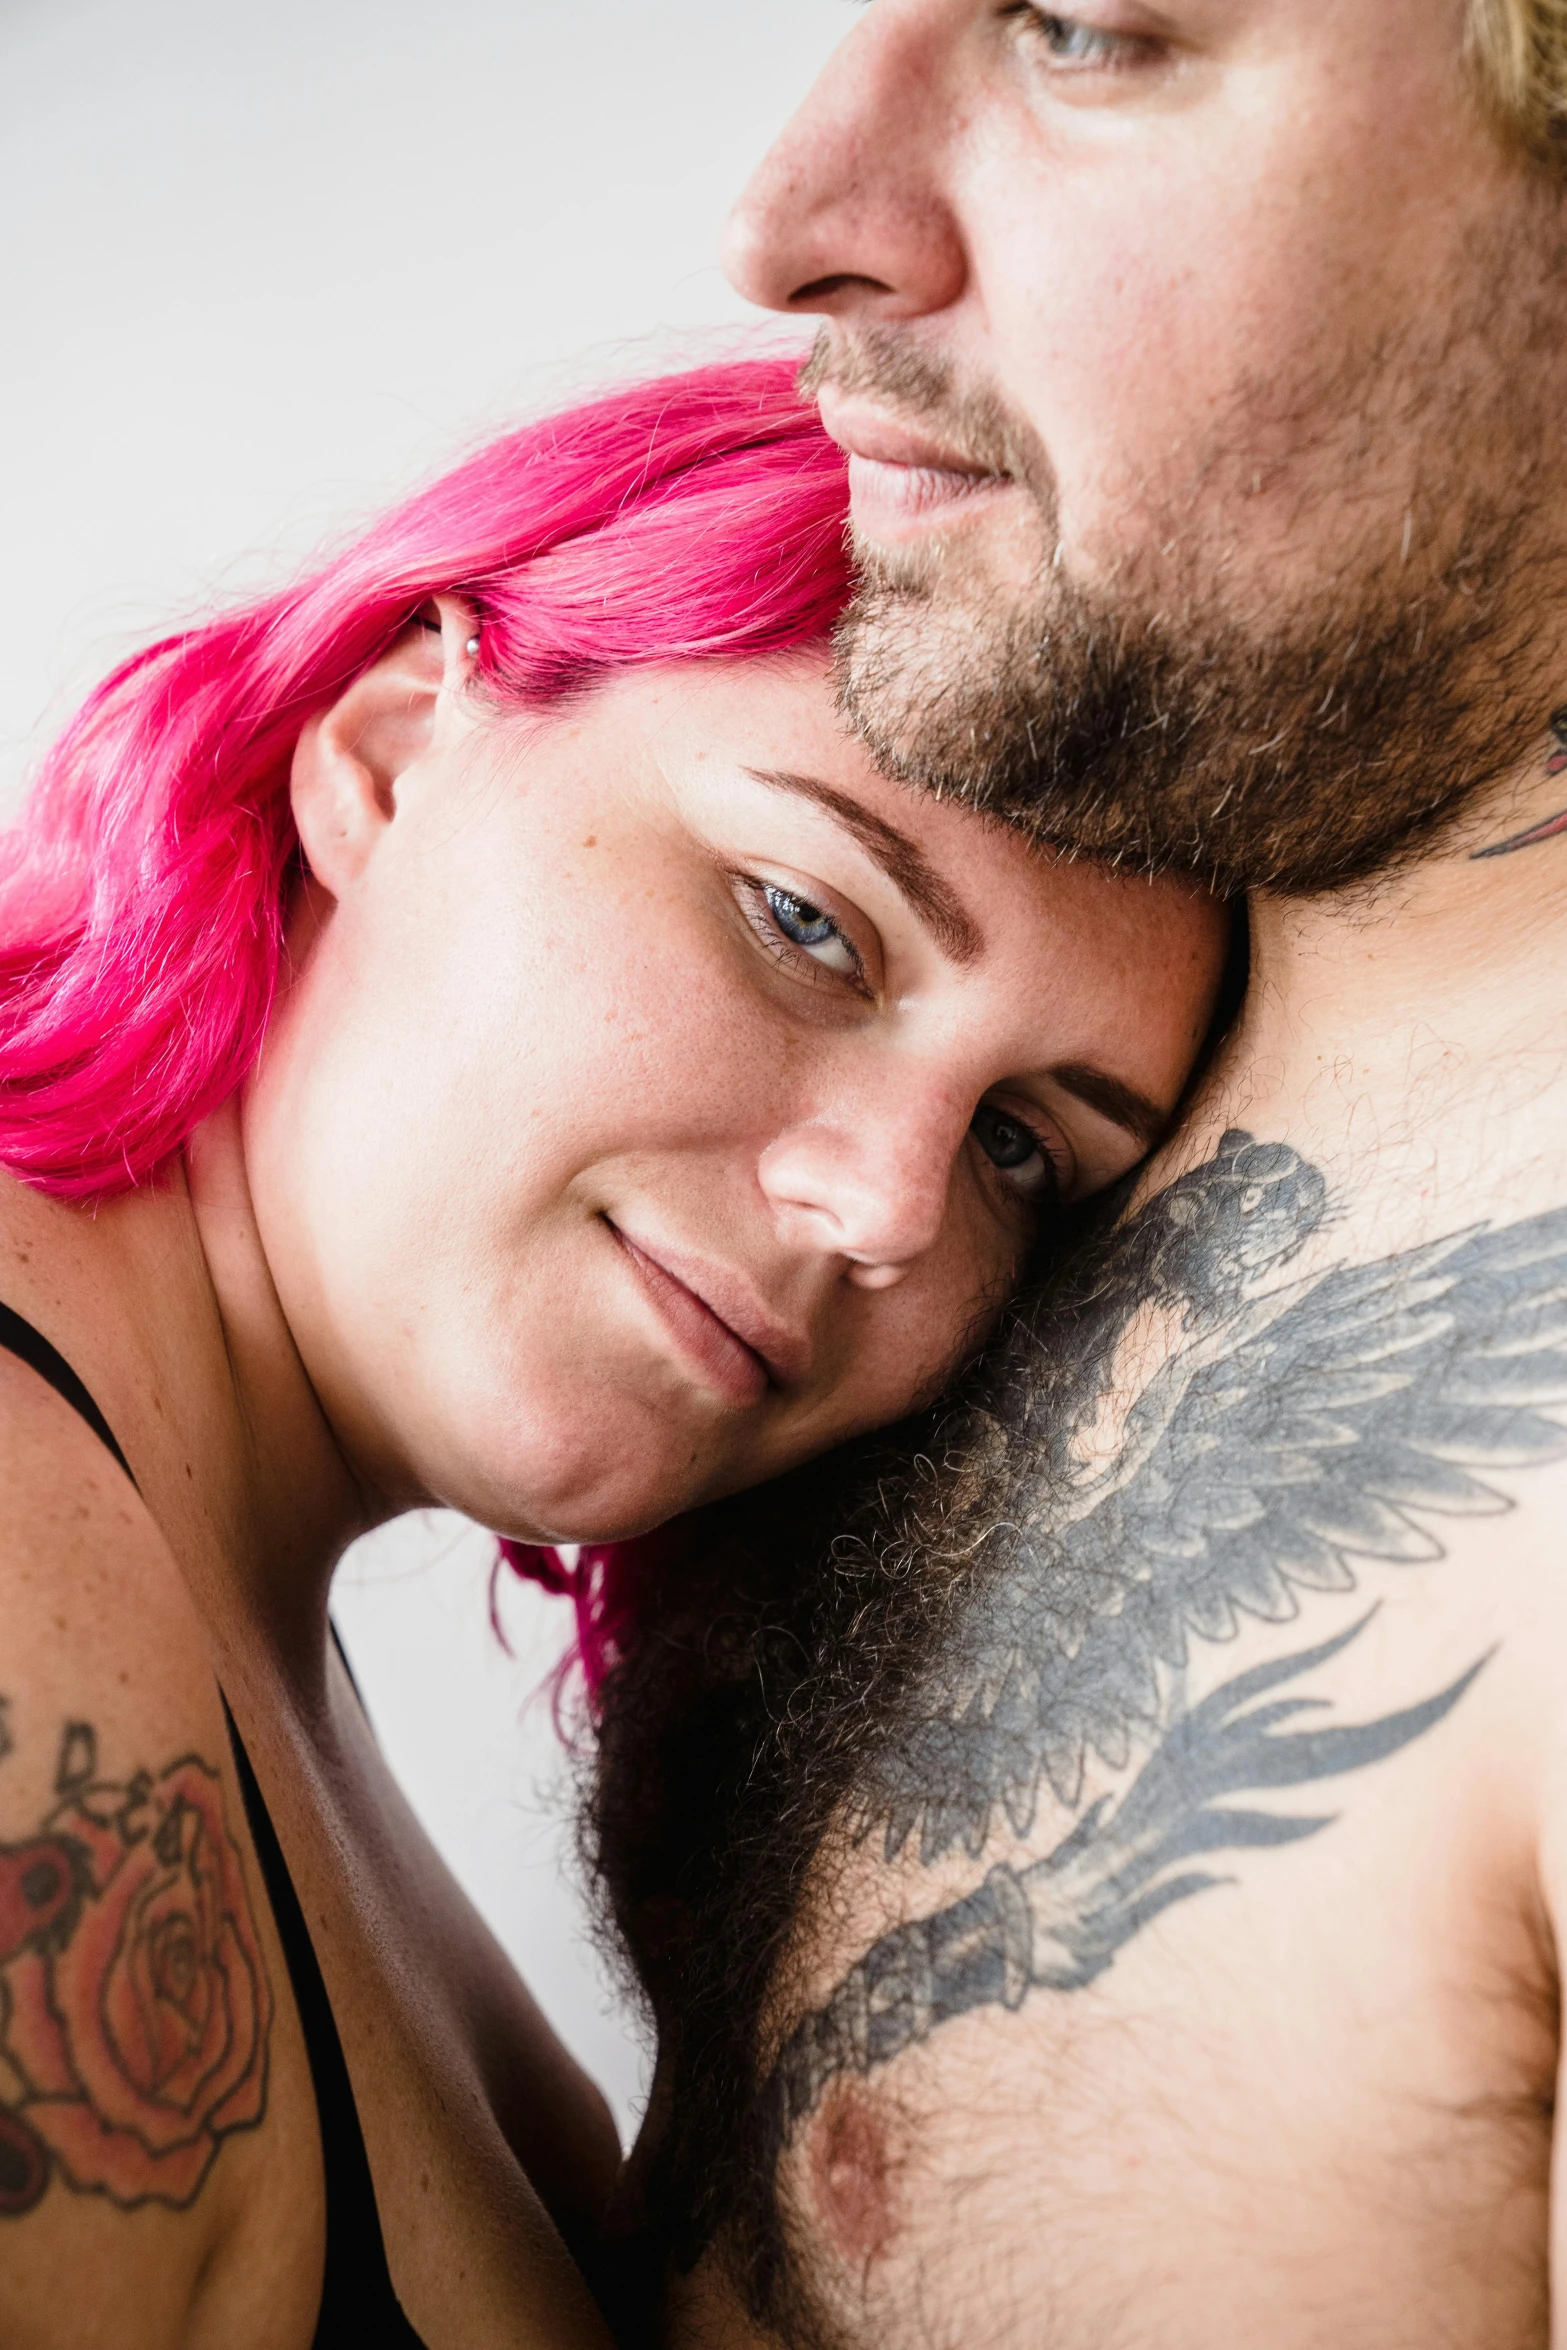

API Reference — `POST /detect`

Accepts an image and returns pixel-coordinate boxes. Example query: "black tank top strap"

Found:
[0,1303,428,2348]
[0,1300,134,1481]
[221,1702,427,2345]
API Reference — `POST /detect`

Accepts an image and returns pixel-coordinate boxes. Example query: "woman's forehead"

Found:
[517,656,1224,963]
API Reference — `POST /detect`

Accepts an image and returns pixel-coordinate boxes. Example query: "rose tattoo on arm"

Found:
[0,1717,272,2216]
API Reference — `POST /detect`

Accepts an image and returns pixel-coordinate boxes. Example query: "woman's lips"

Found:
[610,1226,771,1410]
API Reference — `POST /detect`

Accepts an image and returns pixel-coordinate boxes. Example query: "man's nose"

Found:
[757,1097,961,1289]
[721,1,967,322]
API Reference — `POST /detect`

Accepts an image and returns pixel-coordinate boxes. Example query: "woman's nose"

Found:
[756,1098,961,1287]
[721,1,968,322]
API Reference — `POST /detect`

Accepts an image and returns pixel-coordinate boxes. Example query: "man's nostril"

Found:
[790,273,897,305]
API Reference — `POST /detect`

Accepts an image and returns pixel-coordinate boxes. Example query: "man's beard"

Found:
[816,259,1567,898]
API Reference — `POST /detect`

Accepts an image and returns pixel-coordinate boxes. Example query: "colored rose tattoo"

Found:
[0,1721,272,2214]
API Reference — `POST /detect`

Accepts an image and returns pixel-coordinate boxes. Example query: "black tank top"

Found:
[0,1301,427,2348]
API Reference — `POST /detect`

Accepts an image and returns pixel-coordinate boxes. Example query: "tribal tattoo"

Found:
[766,1132,1567,2142]
[0,1719,272,2215]
[1472,704,1567,857]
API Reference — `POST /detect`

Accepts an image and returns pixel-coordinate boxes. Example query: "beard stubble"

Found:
[819,231,1567,898]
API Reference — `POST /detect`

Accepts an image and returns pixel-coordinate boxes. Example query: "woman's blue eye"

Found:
[971,1102,1059,1203]
[763,886,860,978]
[971,1103,1037,1170]
[767,888,833,946]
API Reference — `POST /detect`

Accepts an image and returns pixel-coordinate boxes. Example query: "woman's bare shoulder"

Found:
[0,1335,219,1755]
[0,1352,325,2348]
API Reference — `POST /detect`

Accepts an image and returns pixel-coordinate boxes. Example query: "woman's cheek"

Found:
[828,1283,993,1448]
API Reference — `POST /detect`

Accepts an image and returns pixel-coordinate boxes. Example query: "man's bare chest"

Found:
[765,1602,1557,2350]
[713,1126,1567,2349]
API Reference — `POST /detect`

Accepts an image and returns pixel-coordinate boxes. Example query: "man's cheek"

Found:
[974,192,1297,526]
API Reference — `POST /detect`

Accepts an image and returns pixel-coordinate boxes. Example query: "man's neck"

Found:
[1228,742,1567,1221]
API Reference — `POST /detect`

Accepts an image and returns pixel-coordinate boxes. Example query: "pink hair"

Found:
[0,357,849,1197]
[493,1529,683,1703]
[0,355,851,1683]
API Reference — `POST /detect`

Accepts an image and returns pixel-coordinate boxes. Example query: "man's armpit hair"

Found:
[587,1415,976,2316]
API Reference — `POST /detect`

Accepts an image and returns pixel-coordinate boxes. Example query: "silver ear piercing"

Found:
[465,635,481,656]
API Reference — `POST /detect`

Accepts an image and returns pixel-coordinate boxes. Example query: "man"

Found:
[598,4,1567,2344]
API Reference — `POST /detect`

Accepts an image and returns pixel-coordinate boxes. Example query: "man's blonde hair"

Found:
[1469,0,1567,158]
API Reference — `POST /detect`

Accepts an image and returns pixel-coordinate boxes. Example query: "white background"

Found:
[0,0,855,2137]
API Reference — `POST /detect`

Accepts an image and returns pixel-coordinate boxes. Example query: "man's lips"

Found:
[816,393,1011,540]
[607,1223,810,1408]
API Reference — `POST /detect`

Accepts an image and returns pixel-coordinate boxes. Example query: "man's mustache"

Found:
[798,326,1056,502]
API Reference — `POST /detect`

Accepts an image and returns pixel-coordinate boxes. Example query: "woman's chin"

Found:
[486,1452,716,1550]
[440,1391,783,1544]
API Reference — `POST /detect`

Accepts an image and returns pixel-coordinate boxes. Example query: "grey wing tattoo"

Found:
[769,1136,1567,2142]
[875,1132,1567,1865]
[769,1611,1486,2150]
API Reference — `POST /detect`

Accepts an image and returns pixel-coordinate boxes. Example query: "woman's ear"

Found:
[290,594,477,897]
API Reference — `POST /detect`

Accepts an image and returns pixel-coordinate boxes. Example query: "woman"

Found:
[0,360,1224,2348]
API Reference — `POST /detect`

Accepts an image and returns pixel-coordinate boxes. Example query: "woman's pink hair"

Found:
[0,357,848,1195]
[0,354,851,1685]
[493,1528,683,1705]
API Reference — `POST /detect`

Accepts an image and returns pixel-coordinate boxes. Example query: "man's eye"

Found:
[762,885,862,980]
[1009,8,1143,67]
[970,1102,1061,1204]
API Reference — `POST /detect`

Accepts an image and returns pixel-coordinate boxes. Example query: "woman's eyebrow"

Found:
[1050,1061,1167,1151]
[743,766,983,963]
